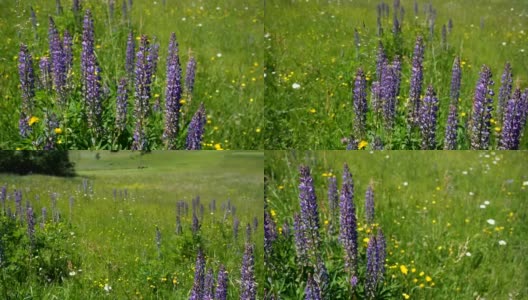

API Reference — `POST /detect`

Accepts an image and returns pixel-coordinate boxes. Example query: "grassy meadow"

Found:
[0,151,264,299]
[0,0,263,149]
[264,0,528,149]
[265,150,528,299]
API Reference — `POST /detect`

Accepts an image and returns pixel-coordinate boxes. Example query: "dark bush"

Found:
[0,151,75,176]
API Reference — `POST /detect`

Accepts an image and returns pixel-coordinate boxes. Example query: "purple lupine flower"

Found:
[353,68,367,138]
[15,190,23,221]
[314,258,329,295]
[27,206,35,247]
[49,17,67,105]
[186,56,197,96]
[72,0,81,14]
[192,212,200,234]
[298,166,321,263]
[125,31,135,76]
[400,6,405,22]
[365,234,378,299]
[186,102,206,150]
[371,81,382,114]
[215,265,228,300]
[132,35,152,150]
[189,249,205,300]
[376,228,386,280]
[164,32,183,149]
[375,42,386,82]
[0,186,6,215]
[82,10,103,138]
[245,223,252,243]
[233,217,240,239]
[63,30,73,75]
[450,57,462,103]
[204,267,215,300]
[339,163,358,276]
[365,183,375,224]
[41,207,47,228]
[264,210,277,256]
[444,104,458,150]
[469,65,494,149]
[282,220,291,238]
[293,212,307,261]
[392,13,400,34]
[147,39,160,82]
[18,44,35,136]
[305,274,322,300]
[354,28,360,48]
[409,36,425,126]
[499,89,524,149]
[448,18,453,33]
[497,62,513,125]
[240,243,256,300]
[419,85,439,150]
[176,215,182,234]
[39,56,52,90]
[30,6,37,29]
[115,77,128,133]
[381,60,398,130]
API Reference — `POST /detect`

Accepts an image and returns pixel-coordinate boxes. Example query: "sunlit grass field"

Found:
[264,0,528,149]
[0,0,263,149]
[265,150,528,299]
[0,151,264,298]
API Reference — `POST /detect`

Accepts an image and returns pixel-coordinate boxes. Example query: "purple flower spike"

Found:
[469,65,494,150]
[132,35,152,150]
[499,89,525,149]
[409,36,425,126]
[19,44,35,119]
[418,85,439,150]
[443,103,458,150]
[327,176,338,223]
[264,210,277,256]
[375,42,385,82]
[371,81,382,114]
[27,206,35,247]
[305,274,322,300]
[293,212,307,261]
[186,103,206,150]
[125,31,135,77]
[298,166,321,263]
[381,60,398,130]
[214,265,228,300]
[353,68,367,139]
[204,267,215,300]
[82,10,102,138]
[339,163,358,277]
[497,62,513,125]
[115,78,128,133]
[450,57,461,103]
[164,32,183,149]
[189,249,205,300]
[240,243,256,300]
[63,30,73,75]
[365,183,375,224]
[186,56,197,96]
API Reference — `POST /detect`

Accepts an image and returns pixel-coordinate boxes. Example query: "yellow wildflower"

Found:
[358,140,368,149]
[403,293,410,299]
[425,276,432,282]
[54,128,62,134]
[400,265,408,275]
[28,116,39,126]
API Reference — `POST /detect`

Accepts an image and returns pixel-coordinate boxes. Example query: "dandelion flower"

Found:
[425,276,432,282]
[400,265,408,275]
[28,116,39,126]
[403,293,410,299]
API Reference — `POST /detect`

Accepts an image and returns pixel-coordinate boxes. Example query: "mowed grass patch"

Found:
[0,151,264,298]
[265,150,528,299]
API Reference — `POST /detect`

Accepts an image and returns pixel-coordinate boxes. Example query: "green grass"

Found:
[265,150,528,299]
[264,0,528,149]
[0,151,264,298]
[0,0,263,150]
